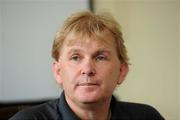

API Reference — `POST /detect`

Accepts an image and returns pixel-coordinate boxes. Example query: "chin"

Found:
[77,96,100,104]
[75,91,103,103]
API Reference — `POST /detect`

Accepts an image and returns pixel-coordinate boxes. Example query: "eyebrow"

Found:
[67,49,81,55]
[67,48,113,56]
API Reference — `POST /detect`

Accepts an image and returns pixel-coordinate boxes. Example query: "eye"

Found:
[96,54,107,61]
[70,54,81,61]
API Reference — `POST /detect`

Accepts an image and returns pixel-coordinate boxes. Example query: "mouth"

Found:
[77,82,100,86]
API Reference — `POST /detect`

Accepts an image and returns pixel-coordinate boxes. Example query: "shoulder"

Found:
[113,101,165,120]
[9,99,62,120]
[118,101,160,114]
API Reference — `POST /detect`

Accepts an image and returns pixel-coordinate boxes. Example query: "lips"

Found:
[77,82,100,86]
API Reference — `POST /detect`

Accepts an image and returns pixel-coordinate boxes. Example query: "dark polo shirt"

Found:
[10,92,164,120]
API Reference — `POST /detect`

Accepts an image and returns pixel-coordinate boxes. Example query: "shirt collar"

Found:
[58,91,80,120]
[110,96,130,120]
[58,91,129,120]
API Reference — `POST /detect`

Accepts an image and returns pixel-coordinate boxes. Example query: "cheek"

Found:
[60,63,79,84]
[99,63,120,83]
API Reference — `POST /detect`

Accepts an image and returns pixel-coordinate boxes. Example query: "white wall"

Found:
[0,3,2,99]
[0,0,89,102]
[95,0,179,120]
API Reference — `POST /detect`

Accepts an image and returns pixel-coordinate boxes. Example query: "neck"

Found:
[65,95,112,120]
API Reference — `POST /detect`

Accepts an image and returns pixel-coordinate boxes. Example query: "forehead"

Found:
[63,30,116,49]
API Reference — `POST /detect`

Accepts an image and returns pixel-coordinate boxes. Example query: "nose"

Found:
[81,59,96,76]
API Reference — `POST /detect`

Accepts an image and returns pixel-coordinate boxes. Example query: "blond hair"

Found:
[52,11,129,64]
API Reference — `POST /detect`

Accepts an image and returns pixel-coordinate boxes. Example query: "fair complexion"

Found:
[53,31,129,120]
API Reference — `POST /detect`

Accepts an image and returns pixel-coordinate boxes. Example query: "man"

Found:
[10,11,164,120]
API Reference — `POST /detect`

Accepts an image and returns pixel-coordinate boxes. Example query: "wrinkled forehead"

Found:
[63,29,116,48]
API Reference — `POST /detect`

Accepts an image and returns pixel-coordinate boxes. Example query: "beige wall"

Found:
[94,0,179,120]
[178,2,180,119]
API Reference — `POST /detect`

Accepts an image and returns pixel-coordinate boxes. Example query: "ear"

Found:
[52,61,62,85]
[117,63,129,85]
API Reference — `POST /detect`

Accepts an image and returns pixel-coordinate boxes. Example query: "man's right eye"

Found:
[70,55,80,61]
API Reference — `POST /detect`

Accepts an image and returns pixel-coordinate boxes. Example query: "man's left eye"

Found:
[96,55,106,61]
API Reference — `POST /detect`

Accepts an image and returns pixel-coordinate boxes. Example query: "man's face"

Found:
[53,32,128,104]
